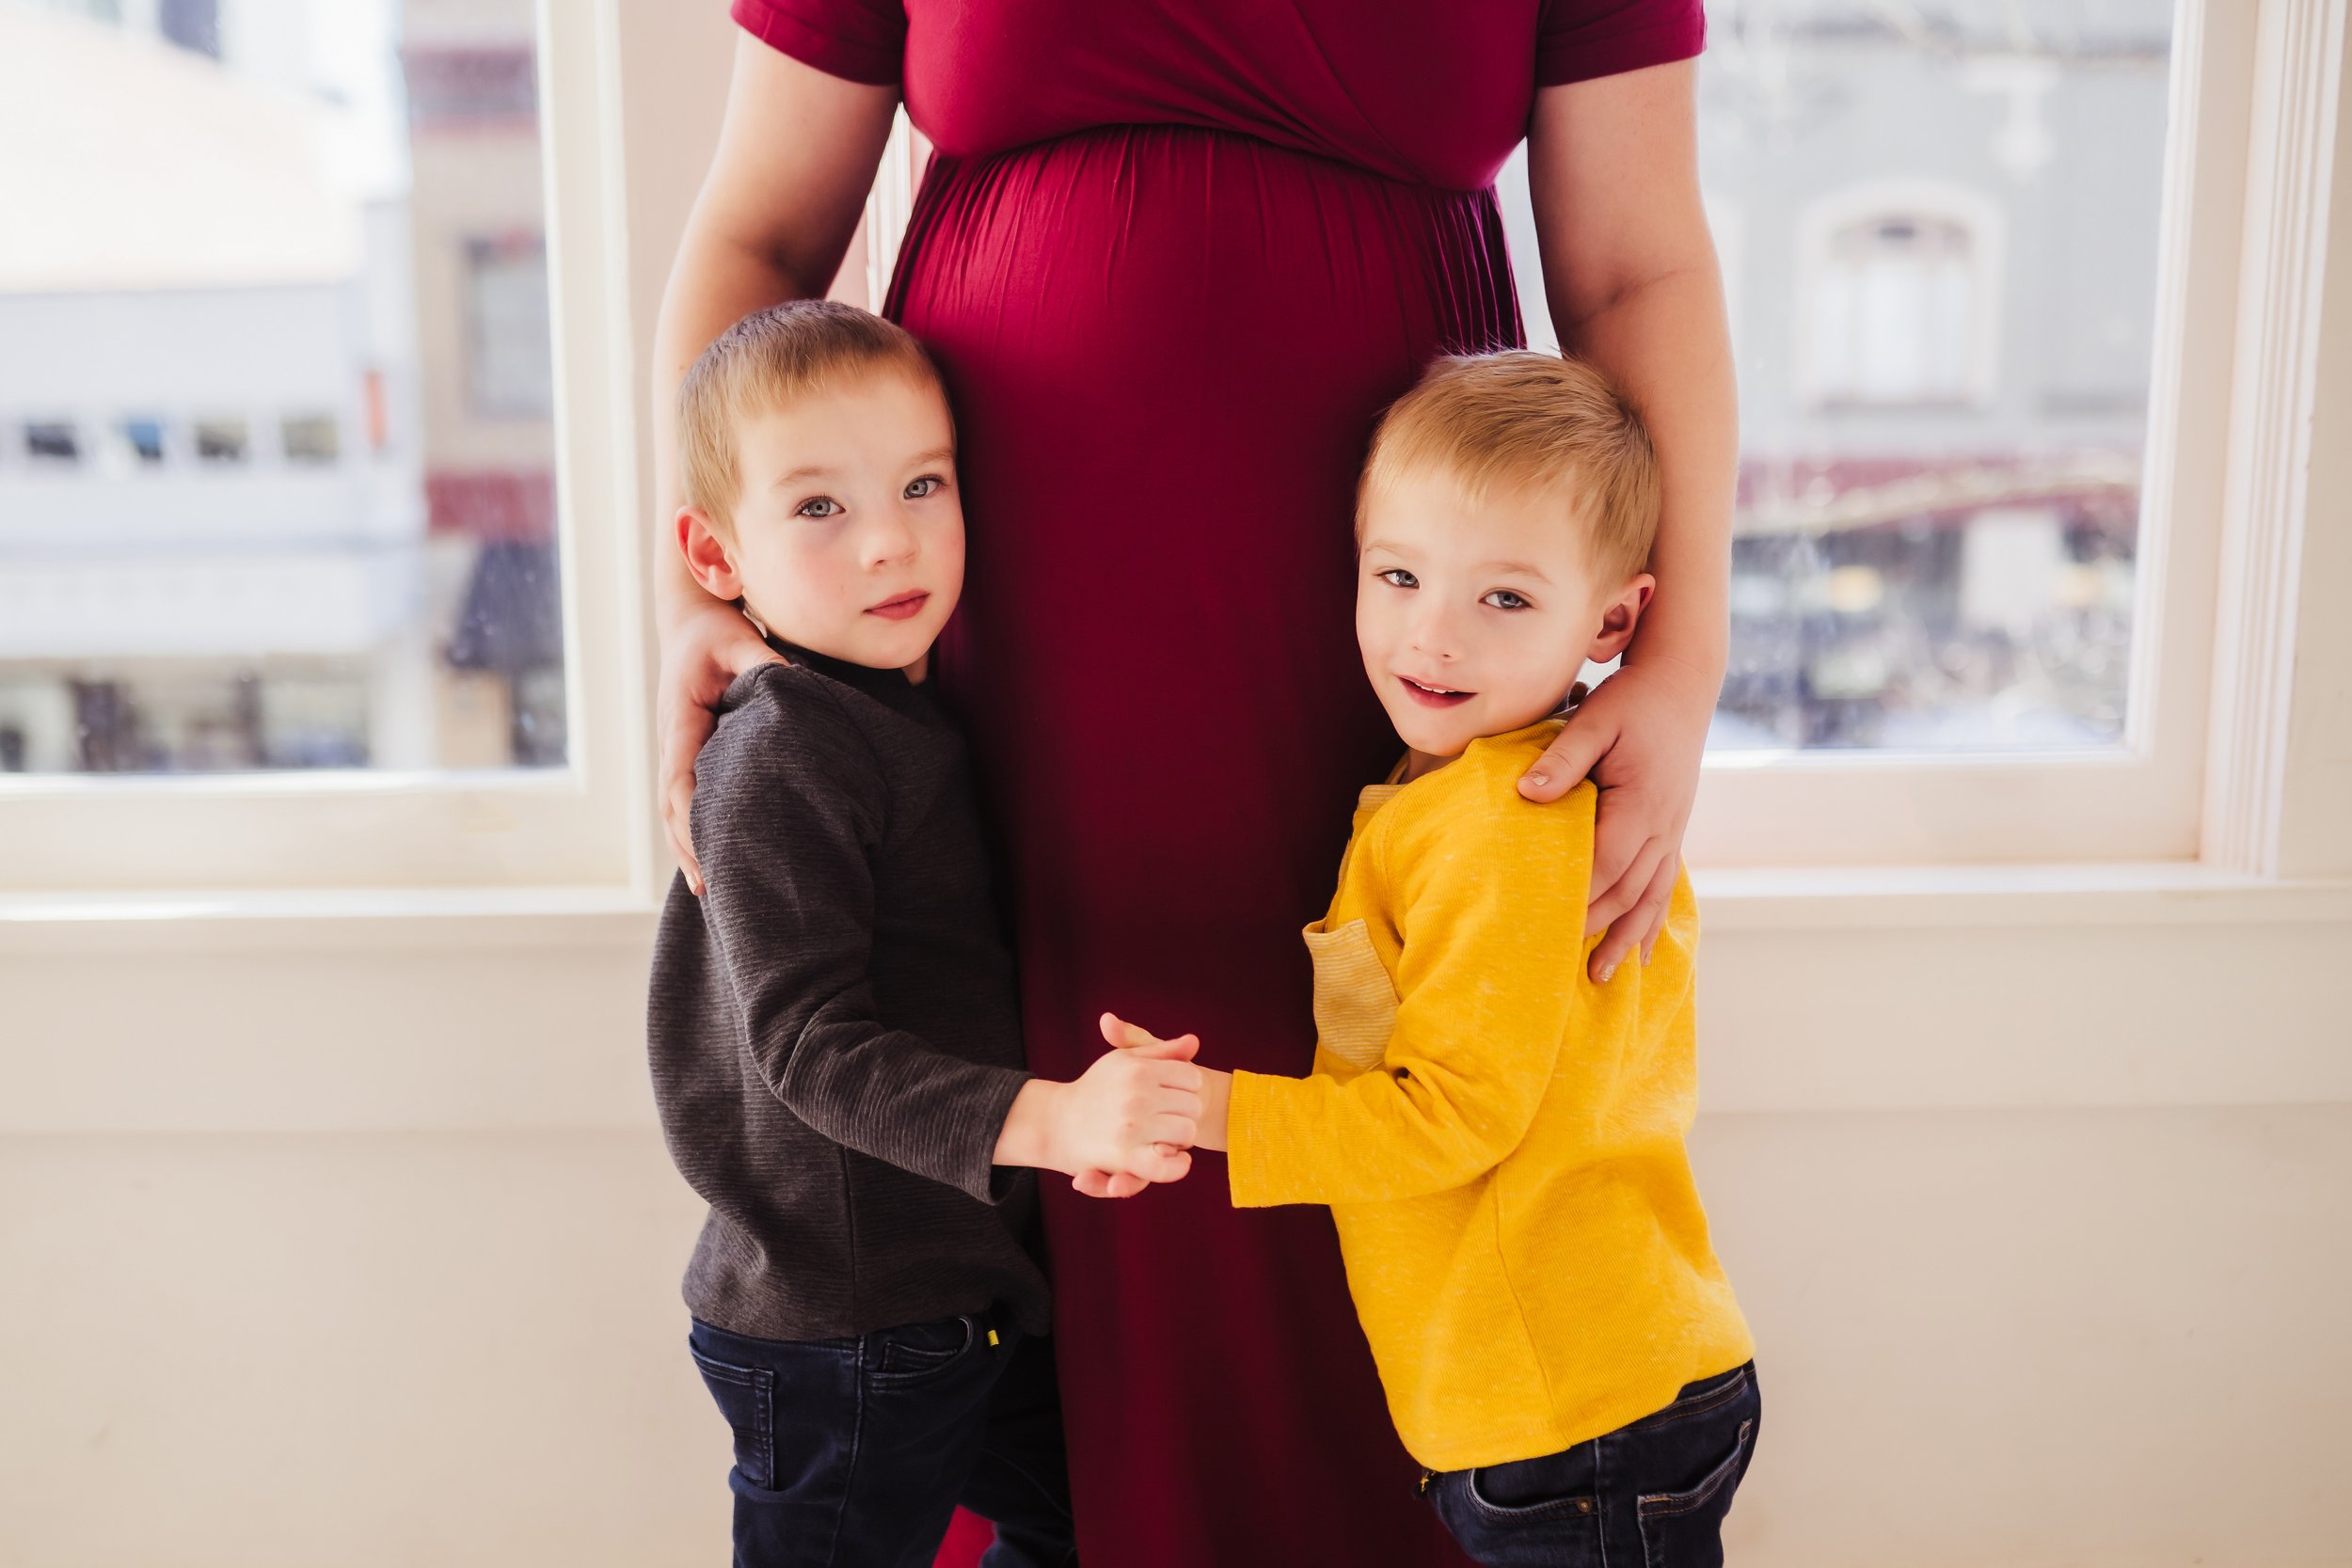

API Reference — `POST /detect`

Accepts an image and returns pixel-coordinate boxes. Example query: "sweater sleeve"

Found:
[690,669,1030,1203]
[1226,782,1600,1208]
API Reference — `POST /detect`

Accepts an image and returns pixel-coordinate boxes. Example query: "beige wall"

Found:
[4,4,2349,1566]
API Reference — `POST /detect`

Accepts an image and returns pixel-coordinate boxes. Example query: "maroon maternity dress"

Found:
[727,3,1707,1562]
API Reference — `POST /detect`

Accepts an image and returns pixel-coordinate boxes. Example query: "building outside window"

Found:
[1692,0,2167,753]
[1500,2,2171,759]
[463,232,554,420]
[1804,203,1991,409]
[0,0,562,776]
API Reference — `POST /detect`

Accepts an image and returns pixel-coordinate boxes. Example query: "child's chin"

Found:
[1386,713,1470,759]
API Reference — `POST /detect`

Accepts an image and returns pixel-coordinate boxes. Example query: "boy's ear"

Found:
[676,506,742,601]
[1582,573,1656,665]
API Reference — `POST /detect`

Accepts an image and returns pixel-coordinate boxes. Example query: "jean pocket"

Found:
[688,1343,776,1492]
[1635,1416,1756,1568]
[1632,1365,1754,1432]
[1423,1446,1603,1567]
[868,1313,977,1385]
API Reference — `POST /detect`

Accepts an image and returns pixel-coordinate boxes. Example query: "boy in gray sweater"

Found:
[648,301,1202,1567]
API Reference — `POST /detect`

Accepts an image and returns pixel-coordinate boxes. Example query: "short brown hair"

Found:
[1359,351,1661,587]
[677,299,946,536]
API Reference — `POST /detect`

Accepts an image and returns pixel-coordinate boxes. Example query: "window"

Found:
[24,421,79,464]
[281,414,341,466]
[0,0,564,778]
[465,234,555,420]
[192,417,249,465]
[1504,0,2300,863]
[1799,192,1999,410]
[113,417,167,467]
[0,0,645,895]
[1695,12,2161,758]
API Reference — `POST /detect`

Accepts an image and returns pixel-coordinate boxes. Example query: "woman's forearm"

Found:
[1527,62,1735,699]
[649,230,807,631]
[1555,261,1736,691]
[648,37,900,633]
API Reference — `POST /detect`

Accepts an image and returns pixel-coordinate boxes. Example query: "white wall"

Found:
[3,6,2349,1567]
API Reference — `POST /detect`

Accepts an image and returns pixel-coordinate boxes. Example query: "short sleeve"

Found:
[1535,0,1706,88]
[731,0,905,87]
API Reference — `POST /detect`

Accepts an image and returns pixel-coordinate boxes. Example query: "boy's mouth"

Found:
[1397,674,1473,709]
[866,590,930,622]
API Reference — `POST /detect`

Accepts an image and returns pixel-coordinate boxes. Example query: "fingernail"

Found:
[1596,962,1616,984]
[1525,771,1550,789]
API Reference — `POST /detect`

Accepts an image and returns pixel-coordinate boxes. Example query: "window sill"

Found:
[0,886,665,954]
[3,864,2347,956]
[1694,863,2352,931]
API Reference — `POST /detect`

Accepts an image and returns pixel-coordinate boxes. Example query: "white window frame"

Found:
[2,0,2340,912]
[1668,0,2332,871]
[0,0,657,900]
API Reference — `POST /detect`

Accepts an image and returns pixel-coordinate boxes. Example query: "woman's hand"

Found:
[659,593,786,894]
[1517,660,1714,983]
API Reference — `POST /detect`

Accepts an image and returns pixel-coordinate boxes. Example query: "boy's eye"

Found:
[1377,568,1418,590]
[904,474,945,499]
[796,496,843,519]
[1483,589,1532,611]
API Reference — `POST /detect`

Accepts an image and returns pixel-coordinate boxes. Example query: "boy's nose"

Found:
[861,508,921,568]
[1405,605,1461,661]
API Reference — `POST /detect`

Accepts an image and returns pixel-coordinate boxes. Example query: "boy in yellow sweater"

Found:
[1105,352,1757,1566]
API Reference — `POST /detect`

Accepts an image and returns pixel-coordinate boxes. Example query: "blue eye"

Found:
[904,475,945,499]
[1378,568,1418,589]
[1484,590,1531,610]
[796,496,842,518]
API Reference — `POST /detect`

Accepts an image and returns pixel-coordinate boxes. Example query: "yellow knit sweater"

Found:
[1227,721,1753,1472]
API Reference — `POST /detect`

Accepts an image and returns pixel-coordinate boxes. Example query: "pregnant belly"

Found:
[886,125,1521,994]
[890,123,1519,462]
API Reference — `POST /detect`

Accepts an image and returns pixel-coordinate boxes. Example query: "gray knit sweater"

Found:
[646,647,1050,1341]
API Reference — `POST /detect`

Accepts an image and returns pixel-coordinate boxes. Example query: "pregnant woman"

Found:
[650,4,1735,1563]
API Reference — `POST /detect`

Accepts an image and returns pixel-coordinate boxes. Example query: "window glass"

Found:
[113,418,168,467]
[282,413,342,465]
[1513,1,2173,752]
[25,422,80,464]
[193,418,250,465]
[465,234,555,420]
[0,0,563,775]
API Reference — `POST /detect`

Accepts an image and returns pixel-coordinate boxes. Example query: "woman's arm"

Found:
[650,35,899,892]
[1520,58,1736,981]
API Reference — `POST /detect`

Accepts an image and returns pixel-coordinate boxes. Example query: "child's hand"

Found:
[1071,1014,1200,1198]
[1074,1013,1204,1196]
[1103,1012,1230,1152]
[1042,1026,1201,1190]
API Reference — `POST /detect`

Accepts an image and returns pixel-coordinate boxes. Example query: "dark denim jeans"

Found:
[1420,1362,1761,1568]
[688,1308,1075,1568]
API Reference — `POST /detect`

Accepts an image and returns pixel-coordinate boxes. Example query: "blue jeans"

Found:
[1420,1363,1761,1568]
[688,1309,1075,1568]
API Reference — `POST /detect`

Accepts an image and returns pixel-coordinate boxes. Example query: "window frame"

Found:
[0,0,656,898]
[1659,0,2292,869]
[0,0,2335,909]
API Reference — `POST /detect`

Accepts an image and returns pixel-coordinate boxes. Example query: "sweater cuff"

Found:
[1225,1069,1311,1209]
[963,1066,1036,1206]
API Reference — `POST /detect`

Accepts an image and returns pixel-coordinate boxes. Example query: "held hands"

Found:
[1073,1014,1233,1199]
[1516,660,1713,983]
[996,1016,1202,1196]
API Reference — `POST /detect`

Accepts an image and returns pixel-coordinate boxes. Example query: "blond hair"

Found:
[677,299,946,536]
[1359,351,1661,586]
